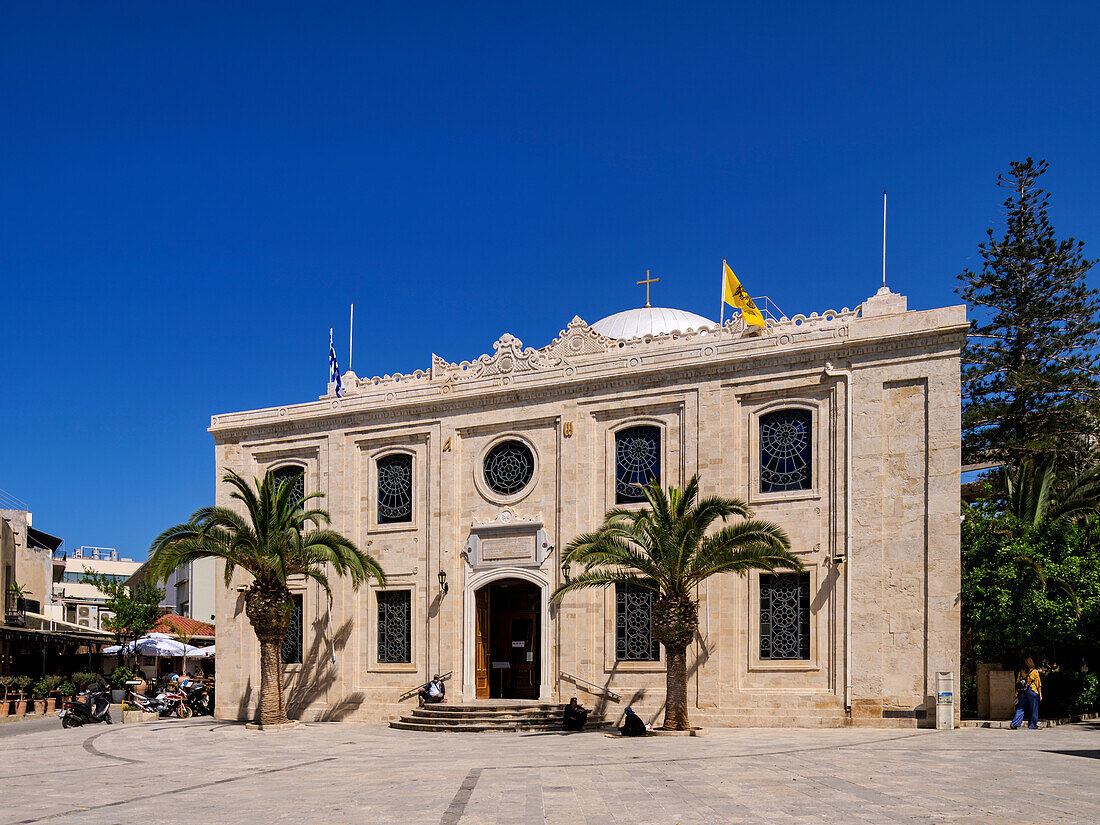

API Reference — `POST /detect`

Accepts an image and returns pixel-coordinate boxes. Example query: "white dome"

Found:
[590,306,715,339]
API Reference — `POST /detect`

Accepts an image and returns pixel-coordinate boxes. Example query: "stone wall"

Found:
[210,291,966,727]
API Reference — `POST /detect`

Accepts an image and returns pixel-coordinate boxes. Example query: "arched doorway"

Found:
[473,578,541,699]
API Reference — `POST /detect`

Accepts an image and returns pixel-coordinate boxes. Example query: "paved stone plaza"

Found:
[1,720,1098,824]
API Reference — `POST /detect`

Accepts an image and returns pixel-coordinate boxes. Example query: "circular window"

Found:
[483,440,535,496]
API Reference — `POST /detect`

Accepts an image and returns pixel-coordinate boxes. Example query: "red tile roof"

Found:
[153,615,214,637]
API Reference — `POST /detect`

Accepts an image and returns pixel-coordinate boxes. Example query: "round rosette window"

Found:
[482,440,535,496]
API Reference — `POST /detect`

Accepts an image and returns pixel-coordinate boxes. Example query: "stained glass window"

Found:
[615,426,660,503]
[483,440,535,496]
[271,465,305,508]
[281,593,303,665]
[759,573,810,660]
[377,590,411,663]
[759,409,812,493]
[377,453,413,524]
[615,582,660,661]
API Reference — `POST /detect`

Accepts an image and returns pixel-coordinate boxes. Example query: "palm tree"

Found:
[147,469,385,727]
[1005,456,1100,526]
[1000,456,1100,613]
[551,475,801,730]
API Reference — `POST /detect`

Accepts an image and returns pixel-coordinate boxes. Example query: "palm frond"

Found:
[550,569,655,601]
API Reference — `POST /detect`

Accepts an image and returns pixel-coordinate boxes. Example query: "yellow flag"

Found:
[723,261,766,328]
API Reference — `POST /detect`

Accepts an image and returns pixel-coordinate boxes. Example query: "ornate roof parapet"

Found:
[318,295,902,402]
[767,306,862,331]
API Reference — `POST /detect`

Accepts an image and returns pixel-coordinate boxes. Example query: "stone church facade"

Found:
[209,286,966,727]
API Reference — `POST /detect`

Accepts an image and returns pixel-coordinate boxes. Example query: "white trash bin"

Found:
[935,671,954,730]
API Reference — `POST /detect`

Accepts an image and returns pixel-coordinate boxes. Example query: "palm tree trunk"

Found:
[245,585,292,727]
[256,632,288,727]
[662,643,690,730]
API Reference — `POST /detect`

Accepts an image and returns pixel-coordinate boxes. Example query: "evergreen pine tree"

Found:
[957,158,1100,468]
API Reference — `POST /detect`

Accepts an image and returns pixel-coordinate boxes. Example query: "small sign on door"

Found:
[512,641,525,647]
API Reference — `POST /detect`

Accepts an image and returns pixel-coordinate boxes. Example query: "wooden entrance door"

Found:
[475,587,490,699]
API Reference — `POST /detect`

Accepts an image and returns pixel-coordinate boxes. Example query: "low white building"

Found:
[127,556,217,624]
[52,546,141,630]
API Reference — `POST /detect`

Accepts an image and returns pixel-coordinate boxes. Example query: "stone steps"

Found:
[391,702,611,733]
[389,720,615,733]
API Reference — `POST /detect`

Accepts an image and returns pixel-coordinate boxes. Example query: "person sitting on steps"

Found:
[418,674,446,707]
[563,697,588,731]
[620,706,647,737]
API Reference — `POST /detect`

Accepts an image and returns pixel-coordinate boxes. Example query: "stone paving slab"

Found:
[0,719,1097,824]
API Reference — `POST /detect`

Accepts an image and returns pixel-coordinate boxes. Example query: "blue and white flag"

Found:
[329,328,345,398]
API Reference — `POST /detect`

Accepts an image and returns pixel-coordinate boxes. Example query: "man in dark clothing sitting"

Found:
[620,706,647,737]
[563,697,588,731]
[418,675,445,707]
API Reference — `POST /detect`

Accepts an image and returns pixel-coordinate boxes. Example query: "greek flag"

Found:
[329,329,344,397]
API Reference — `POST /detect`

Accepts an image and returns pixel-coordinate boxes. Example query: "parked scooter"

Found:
[59,689,112,728]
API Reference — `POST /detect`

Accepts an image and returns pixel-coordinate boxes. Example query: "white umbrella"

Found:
[102,635,205,657]
[192,644,215,659]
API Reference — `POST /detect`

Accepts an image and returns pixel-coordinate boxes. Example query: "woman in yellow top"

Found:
[1010,656,1042,730]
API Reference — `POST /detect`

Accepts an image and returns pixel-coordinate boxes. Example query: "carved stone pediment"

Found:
[432,333,564,384]
[462,509,552,570]
[542,316,615,359]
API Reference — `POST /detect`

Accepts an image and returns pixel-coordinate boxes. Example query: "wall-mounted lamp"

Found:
[560,560,571,584]
[438,569,448,595]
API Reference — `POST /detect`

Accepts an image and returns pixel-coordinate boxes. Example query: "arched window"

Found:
[483,440,535,496]
[377,453,413,524]
[759,409,812,493]
[615,426,660,503]
[270,466,305,509]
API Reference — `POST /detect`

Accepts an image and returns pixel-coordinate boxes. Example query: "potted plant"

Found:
[44,676,62,711]
[109,666,134,703]
[71,672,94,696]
[121,701,156,724]
[30,679,48,714]
[11,676,31,716]
[0,676,10,717]
[58,679,76,705]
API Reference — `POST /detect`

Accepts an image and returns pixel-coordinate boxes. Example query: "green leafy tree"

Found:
[551,475,799,730]
[80,570,164,665]
[956,158,1100,468]
[147,469,385,728]
[962,499,1100,672]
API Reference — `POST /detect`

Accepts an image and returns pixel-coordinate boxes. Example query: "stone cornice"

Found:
[210,302,967,441]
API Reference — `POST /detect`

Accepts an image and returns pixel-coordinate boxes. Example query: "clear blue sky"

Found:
[2,2,1098,559]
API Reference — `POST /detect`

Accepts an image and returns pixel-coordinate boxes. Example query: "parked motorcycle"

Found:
[182,682,212,716]
[59,690,112,728]
[126,688,167,716]
[156,685,192,718]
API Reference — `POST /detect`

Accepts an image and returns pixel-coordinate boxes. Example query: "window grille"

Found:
[483,440,535,496]
[759,409,812,492]
[615,426,660,503]
[271,466,305,508]
[759,573,811,660]
[377,590,412,664]
[377,454,413,524]
[615,582,660,661]
[280,593,303,665]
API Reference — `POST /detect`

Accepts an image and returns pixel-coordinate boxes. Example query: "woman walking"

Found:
[1010,657,1042,730]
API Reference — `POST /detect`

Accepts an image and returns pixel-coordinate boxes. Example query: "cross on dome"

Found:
[636,270,659,308]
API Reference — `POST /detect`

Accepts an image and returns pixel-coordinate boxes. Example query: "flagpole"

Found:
[349,303,354,372]
[719,258,726,327]
[881,190,887,289]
